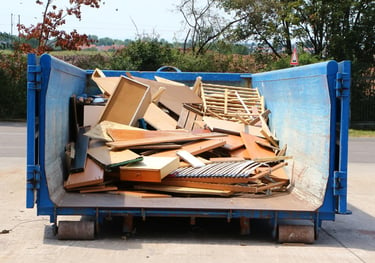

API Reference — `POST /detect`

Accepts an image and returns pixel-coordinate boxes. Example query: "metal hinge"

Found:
[27,164,41,191]
[27,65,41,91]
[335,72,350,98]
[333,171,347,196]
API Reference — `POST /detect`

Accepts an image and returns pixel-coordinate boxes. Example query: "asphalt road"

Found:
[0,122,374,263]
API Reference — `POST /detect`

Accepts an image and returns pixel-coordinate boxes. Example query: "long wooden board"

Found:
[109,190,172,198]
[133,183,233,196]
[203,116,263,137]
[106,131,226,150]
[150,138,226,158]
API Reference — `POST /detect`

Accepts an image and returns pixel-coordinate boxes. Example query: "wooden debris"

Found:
[65,158,104,190]
[133,183,233,196]
[119,156,179,182]
[87,146,143,169]
[99,76,151,127]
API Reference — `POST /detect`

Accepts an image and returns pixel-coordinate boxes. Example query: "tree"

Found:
[17,0,101,54]
[178,0,244,55]
[218,0,296,58]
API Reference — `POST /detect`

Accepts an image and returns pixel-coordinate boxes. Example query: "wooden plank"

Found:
[240,132,276,160]
[161,180,258,193]
[150,138,226,158]
[154,76,185,86]
[177,106,189,129]
[79,186,118,193]
[252,156,292,163]
[203,116,263,137]
[109,190,172,198]
[106,130,226,150]
[99,76,151,127]
[84,121,143,141]
[91,68,120,95]
[107,128,189,141]
[87,146,143,169]
[163,176,253,184]
[230,147,251,159]
[209,157,245,162]
[65,158,104,190]
[143,103,178,130]
[252,162,287,179]
[70,126,90,173]
[176,150,206,168]
[128,143,181,150]
[133,183,233,196]
[119,156,180,182]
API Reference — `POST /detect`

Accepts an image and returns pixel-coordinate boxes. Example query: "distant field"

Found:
[349,129,375,137]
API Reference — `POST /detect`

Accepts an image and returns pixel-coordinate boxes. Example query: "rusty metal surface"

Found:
[278,224,315,244]
[57,220,95,240]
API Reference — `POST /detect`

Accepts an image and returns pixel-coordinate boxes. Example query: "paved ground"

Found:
[0,122,374,263]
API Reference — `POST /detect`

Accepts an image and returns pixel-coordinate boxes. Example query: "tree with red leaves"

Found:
[17,0,101,54]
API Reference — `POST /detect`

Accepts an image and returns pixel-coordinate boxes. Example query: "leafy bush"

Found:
[0,52,27,120]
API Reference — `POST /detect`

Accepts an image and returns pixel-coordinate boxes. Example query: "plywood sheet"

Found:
[99,76,151,126]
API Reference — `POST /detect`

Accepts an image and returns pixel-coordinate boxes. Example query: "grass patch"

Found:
[349,129,375,137]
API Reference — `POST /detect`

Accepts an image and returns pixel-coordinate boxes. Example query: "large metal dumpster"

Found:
[26,53,351,242]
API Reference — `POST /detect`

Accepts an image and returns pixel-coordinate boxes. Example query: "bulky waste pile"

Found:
[63,69,291,198]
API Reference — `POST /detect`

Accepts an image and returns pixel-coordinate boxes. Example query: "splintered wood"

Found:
[63,72,290,196]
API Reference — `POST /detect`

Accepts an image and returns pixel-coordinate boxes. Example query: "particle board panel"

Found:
[84,121,143,141]
[203,116,263,137]
[150,138,226,158]
[143,103,178,130]
[106,130,225,150]
[240,132,276,160]
[130,76,202,116]
[87,146,143,169]
[65,158,104,190]
[107,128,189,141]
[119,156,180,182]
[99,76,151,127]
[91,68,121,95]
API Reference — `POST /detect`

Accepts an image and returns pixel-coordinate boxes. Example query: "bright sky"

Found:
[0,0,186,41]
